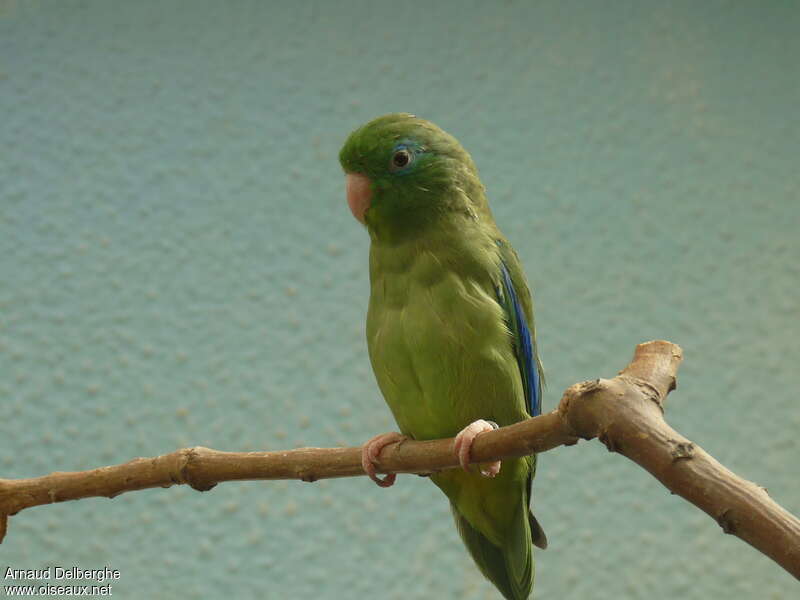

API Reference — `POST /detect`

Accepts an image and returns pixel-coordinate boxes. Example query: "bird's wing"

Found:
[496,239,548,550]
[495,240,543,417]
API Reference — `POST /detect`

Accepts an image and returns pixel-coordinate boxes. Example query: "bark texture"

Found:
[1,341,797,579]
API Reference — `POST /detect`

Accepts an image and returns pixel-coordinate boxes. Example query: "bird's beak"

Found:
[346,173,372,224]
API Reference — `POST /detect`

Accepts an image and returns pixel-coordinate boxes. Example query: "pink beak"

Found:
[346,173,372,224]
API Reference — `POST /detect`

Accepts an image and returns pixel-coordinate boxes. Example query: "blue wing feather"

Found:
[498,261,541,417]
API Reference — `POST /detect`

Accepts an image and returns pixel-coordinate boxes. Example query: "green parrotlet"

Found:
[339,113,547,600]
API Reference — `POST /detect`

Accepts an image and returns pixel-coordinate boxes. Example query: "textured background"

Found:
[1,1,798,598]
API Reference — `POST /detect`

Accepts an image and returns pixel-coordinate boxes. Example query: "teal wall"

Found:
[2,1,798,598]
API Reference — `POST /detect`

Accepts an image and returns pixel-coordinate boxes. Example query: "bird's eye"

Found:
[390,148,413,171]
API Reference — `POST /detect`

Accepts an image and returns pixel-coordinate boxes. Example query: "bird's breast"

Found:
[366,248,524,440]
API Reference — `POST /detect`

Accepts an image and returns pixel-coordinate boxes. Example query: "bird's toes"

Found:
[361,432,406,488]
[480,460,502,478]
[453,419,499,473]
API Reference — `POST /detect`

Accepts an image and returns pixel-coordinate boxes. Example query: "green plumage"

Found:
[340,114,545,599]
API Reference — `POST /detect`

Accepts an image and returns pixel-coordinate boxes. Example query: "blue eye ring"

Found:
[389,144,415,173]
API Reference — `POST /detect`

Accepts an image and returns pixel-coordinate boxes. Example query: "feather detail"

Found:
[452,500,533,600]
[497,256,542,417]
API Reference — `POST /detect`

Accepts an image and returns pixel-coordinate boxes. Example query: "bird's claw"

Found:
[453,419,501,477]
[361,431,407,487]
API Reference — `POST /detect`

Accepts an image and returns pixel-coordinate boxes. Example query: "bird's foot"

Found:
[361,431,407,487]
[453,419,501,477]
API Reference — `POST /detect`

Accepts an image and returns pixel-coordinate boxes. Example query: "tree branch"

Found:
[1,341,798,579]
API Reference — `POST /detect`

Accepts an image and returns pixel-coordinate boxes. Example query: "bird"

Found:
[339,113,546,600]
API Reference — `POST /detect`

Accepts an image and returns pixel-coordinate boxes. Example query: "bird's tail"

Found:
[451,501,534,600]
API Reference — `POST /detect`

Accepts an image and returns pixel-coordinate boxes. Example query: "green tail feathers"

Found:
[452,503,535,600]
[529,512,548,551]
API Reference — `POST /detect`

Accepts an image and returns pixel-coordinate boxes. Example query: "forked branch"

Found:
[1,341,797,579]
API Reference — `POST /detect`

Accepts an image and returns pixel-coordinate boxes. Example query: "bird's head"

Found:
[339,113,486,241]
